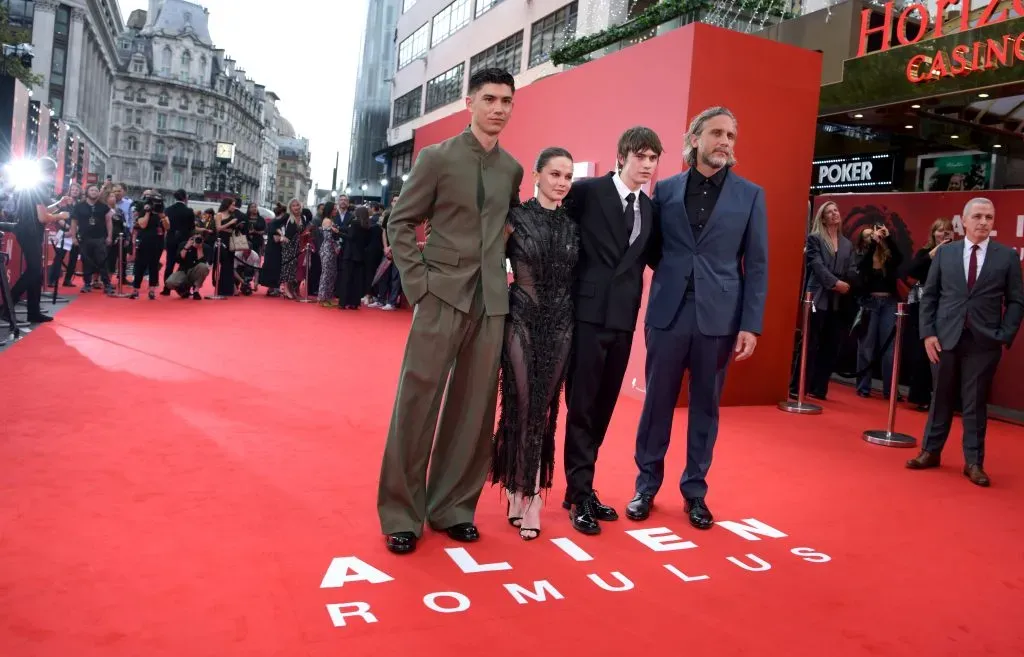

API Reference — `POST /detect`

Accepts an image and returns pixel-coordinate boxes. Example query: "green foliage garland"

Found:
[551,0,796,67]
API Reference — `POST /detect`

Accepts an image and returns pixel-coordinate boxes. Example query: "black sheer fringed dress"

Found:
[491,198,579,497]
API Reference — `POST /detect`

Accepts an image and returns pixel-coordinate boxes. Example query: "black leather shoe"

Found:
[569,498,601,535]
[385,532,417,554]
[684,497,714,530]
[444,523,480,542]
[625,492,654,521]
[590,492,618,521]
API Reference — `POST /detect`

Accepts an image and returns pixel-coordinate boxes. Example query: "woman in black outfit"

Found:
[492,147,578,541]
[213,198,240,297]
[904,218,954,410]
[339,206,371,309]
[790,201,856,400]
[855,223,904,399]
[363,206,385,304]
[261,204,288,296]
[130,198,168,300]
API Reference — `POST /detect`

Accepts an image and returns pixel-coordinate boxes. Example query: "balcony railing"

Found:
[172,156,189,167]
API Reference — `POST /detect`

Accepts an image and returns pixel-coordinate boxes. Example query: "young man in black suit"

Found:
[907,197,1023,486]
[560,127,663,535]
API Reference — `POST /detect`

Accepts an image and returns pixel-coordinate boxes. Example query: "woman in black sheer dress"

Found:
[492,147,578,541]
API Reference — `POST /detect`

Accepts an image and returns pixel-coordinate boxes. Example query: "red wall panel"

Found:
[411,23,822,406]
[816,190,1024,413]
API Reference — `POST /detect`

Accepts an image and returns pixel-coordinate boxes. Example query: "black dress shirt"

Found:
[685,166,729,239]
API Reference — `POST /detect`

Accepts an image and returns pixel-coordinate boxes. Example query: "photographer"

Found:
[130,196,169,300]
[2,157,72,324]
[854,222,904,400]
[161,230,209,299]
[162,189,195,283]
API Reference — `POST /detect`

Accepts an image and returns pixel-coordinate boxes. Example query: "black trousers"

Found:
[563,320,633,505]
[340,259,365,307]
[62,243,79,285]
[9,230,43,317]
[922,326,1002,467]
[790,307,843,398]
[905,304,933,406]
[133,239,162,289]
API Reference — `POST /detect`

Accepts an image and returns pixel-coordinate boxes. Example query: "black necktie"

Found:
[623,192,635,242]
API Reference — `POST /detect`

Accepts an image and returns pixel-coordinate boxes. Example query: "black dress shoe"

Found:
[625,492,654,521]
[569,498,601,535]
[443,523,480,542]
[385,532,417,554]
[684,497,714,530]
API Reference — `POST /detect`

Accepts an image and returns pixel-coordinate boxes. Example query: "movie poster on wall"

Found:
[916,151,995,192]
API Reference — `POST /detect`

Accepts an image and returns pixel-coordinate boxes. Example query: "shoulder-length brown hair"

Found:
[923,218,953,250]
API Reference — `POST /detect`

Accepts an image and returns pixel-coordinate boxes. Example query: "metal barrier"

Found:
[778,291,823,415]
[862,302,917,448]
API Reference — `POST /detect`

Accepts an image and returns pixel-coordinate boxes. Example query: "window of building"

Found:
[156,140,166,155]
[2,0,35,30]
[397,22,429,69]
[392,86,422,127]
[54,5,69,37]
[157,113,167,130]
[181,51,191,73]
[431,0,471,47]
[529,1,578,68]
[161,47,172,75]
[178,117,186,131]
[402,0,415,12]
[470,31,523,76]
[153,166,163,184]
[123,86,133,101]
[425,63,464,113]
[173,170,183,188]
[136,89,146,102]
[196,120,204,137]
[475,0,505,17]
[47,6,70,116]
[158,91,169,106]
[179,94,189,109]
[126,108,134,124]
[135,111,142,126]
[132,59,145,74]
[197,99,205,114]
[126,135,139,151]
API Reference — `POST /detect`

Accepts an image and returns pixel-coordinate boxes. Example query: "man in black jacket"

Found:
[561,127,663,534]
[162,189,195,283]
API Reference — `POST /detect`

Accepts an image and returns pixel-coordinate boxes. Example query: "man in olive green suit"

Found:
[378,68,524,554]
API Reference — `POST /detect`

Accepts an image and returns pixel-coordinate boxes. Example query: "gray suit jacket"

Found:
[920,239,1024,351]
[646,170,768,336]
[804,233,855,311]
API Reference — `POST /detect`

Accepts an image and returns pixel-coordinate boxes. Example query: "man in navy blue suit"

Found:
[625,107,768,529]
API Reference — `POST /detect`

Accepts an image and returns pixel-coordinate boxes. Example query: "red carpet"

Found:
[2,293,1023,656]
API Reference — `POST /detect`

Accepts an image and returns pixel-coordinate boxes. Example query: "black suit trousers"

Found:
[922,326,1002,466]
[563,320,633,505]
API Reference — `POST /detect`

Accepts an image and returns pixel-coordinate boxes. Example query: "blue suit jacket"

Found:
[646,170,769,336]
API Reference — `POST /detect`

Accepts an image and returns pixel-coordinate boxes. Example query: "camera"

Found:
[134,191,164,216]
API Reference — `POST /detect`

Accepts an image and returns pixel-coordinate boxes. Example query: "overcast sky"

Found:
[118,0,367,194]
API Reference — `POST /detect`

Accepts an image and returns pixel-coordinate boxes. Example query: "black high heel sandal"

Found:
[519,527,541,541]
[506,500,521,528]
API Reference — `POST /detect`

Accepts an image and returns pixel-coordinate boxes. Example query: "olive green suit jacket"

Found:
[387,126,524,316]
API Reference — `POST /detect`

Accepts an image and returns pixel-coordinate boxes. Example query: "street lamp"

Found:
[360,183,368,191]
[380,178,388,187]
[401,174,409,182]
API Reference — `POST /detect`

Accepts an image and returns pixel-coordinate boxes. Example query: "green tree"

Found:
[0,6,44,89]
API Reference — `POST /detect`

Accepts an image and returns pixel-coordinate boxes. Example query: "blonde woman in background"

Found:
[790,201,856,400]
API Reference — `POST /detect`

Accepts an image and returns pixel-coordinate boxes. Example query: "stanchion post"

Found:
[863,302,917,447]
[297,241,314,303]
[778,291,823,415]
[112,235,131,298]
[207,238,228,300]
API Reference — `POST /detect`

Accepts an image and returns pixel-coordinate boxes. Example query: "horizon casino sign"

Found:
[856,0,1024,83]
[318,517,832,629]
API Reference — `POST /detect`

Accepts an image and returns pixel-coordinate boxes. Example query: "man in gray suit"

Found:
[625,106,768,529]
[907,197,1023,486]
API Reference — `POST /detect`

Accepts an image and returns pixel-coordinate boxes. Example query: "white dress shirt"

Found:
[963,236,989,282]
[612,172,642,245]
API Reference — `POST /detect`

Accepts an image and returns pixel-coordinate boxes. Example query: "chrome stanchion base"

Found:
[862,430,917,448]
[777,400,823,415]
[296,295,315,304]
[206,293,228,300]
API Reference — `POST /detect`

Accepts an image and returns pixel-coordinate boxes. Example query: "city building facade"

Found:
[15,0,125,176]
[276,116,311,205]
[106,0,266,202]
[347,0,401,202]
[259,90,280,206]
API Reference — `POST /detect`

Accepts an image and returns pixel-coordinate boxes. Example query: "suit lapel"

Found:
[675,172,695,248]
[696,173,737,245]
[598,174,629,247]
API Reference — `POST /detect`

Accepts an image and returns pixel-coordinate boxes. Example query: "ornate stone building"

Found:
[105,0,265,201]
[275,117,311,205]
[259,91,280,207]
[22,0,124,176]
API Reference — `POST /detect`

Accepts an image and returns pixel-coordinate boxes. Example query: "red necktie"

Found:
[967,244,979,292]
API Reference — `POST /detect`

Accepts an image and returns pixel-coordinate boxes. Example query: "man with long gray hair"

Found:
[625,106,768,529]
[907,197,1022,486]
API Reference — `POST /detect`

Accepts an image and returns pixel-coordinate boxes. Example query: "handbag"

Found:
[229,233,249,251]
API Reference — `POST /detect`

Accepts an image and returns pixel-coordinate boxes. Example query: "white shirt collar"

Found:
[964,236,990,252]
[612,172,640,203]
